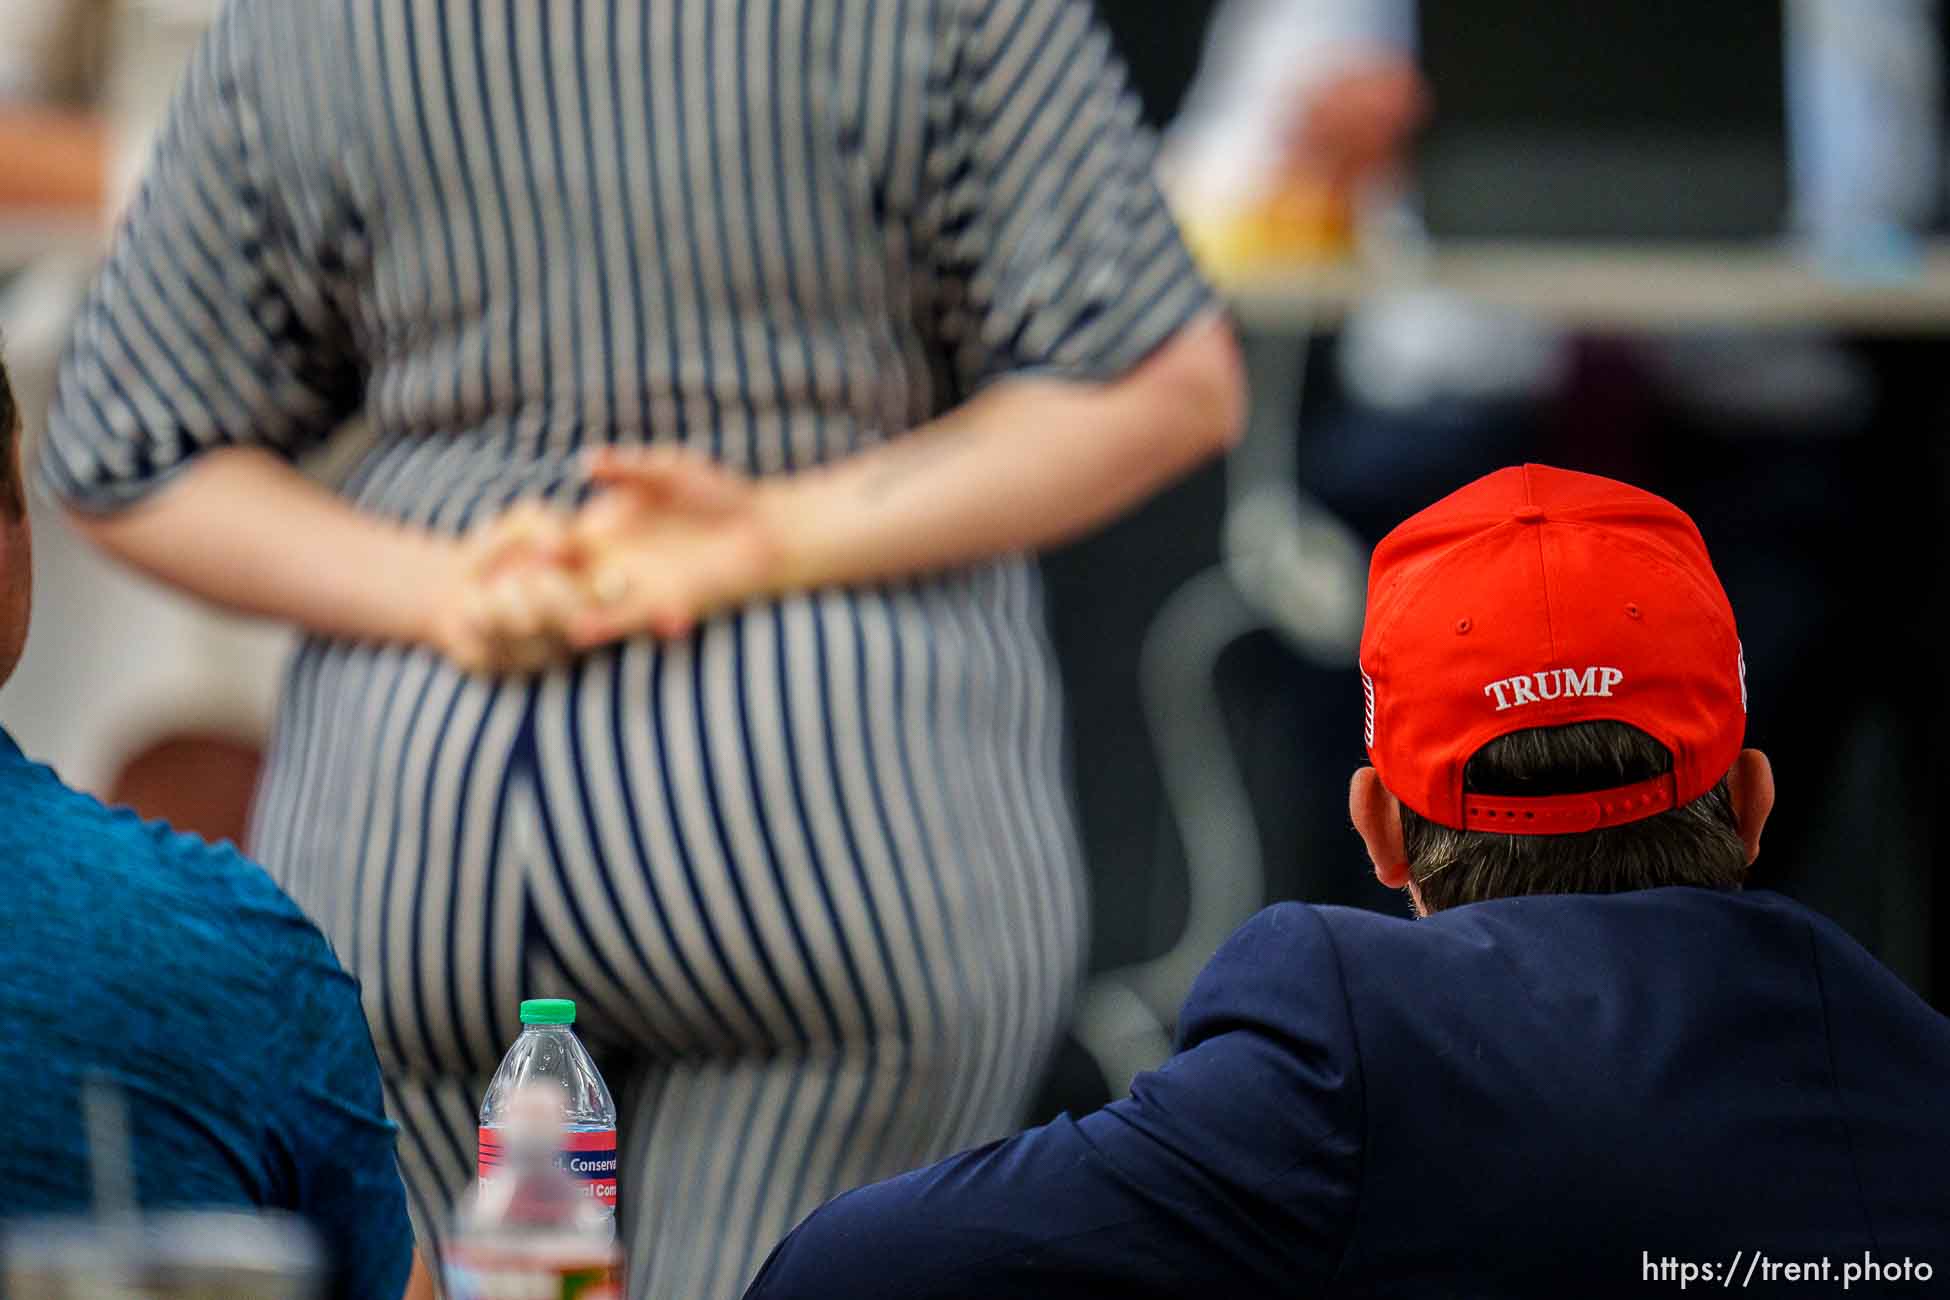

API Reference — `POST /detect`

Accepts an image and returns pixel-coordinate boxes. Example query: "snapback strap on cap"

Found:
[1459,772,1678,836]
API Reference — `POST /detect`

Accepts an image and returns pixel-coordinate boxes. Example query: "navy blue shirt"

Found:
[748,888,1950,1298]
[0,729,413,1299]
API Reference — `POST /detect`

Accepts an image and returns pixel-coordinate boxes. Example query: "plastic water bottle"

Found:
[448,1083,623,1299]
[479,1000,618,1222]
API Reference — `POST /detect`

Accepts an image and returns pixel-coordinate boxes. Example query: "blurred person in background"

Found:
[745,466,1950,1299]
[1159,0,1425,265]
[0,349,429,1299]
[1160,0,1560,515]
[36,1,1243,1295]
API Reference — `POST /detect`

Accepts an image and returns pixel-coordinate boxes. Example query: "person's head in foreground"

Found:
[744,465,1949,1300]
[1347,461,1770,916]
[0,351,424,1298]
[0,346,30,683]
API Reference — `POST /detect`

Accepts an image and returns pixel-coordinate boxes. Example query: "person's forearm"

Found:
[65,447,459,646]
[758,312,1246,592]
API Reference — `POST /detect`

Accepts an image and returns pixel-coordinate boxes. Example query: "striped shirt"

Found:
[43,2,1212,1294]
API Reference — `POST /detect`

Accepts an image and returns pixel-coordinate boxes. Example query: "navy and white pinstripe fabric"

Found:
[43,1,1212,1294]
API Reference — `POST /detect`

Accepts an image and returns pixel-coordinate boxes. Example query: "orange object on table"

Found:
[0,108,108,214]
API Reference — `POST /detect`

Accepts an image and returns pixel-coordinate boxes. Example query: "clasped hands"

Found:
[429,447,782,674]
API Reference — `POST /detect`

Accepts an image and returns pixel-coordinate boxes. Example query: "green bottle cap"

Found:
[519,998,576,1026]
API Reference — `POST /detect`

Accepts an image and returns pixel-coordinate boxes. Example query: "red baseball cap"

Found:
[1360,464,1746,835]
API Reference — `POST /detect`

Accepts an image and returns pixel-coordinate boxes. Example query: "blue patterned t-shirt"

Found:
[0,728,413,1298]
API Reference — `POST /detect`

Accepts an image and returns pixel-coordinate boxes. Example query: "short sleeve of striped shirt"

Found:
[40,6,359,514]
[933,0,1217,393]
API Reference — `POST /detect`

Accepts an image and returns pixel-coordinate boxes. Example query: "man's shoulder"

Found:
[1215,898,1430,974]
[1194,901,1431,998]
[1193,898,1538,1020]
[1176,903,1383,1048]
[0,743,347,1009]
[1227,889,1838,1008]
[1301,885,1807,945]
[0,742,381,1212]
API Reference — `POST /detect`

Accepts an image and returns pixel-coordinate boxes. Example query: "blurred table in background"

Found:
[1226,240,1950,334]
[20,221,1950,330]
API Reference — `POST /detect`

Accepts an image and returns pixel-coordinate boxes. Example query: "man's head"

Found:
[1,346,31,688]
[1349,465,1773,915]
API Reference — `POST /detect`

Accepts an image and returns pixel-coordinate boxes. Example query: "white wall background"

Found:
[0,0,293,795]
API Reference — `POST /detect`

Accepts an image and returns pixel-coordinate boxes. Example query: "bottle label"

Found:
[478,1128,619,1210]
